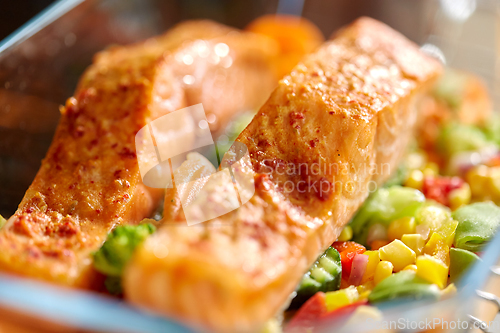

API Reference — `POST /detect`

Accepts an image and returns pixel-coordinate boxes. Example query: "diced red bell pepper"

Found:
[331,241,366,279]
[422,176,464,206]
[287,292,327,331]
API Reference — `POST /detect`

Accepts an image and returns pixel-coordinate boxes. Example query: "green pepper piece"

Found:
[449,248,481,282]
[290,246,342,309]
[210,111,256,166]
[369,271,440,303]
[93,223,156,277]
[350,186,425,244]
[452,202,500,252]
[415,201,452,232]
[438,123,493,156]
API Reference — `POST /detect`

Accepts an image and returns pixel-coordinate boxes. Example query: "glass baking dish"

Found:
[0,0,497,331]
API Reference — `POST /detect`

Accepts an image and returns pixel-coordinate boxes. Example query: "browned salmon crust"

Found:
[0,21,277,287]
[124,17,442,331]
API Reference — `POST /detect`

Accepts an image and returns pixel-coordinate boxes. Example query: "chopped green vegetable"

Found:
[290,246,342,309]
[415,201,452,232]
[368,270,440,303]
[350,186,425,244]
[225,111,256,141]
[449,248,481,282]
[452,202,500,252]
[482,113,500,146]
[94,223,156,278]
[438,123,493,156]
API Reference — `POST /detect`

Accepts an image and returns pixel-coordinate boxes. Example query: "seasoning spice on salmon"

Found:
[124,17,442,331]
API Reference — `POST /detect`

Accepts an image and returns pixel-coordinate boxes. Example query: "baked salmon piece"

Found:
[124,17,442,331]
[0,21,277,287]
[170,32,277,135]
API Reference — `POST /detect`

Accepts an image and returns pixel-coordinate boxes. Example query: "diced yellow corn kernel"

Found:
[356,281,374,300]
[405,169,424,190]
[448,183,471,211]
[466,165,489,197]
[338,225,353,242]
[325,286,358,312]
[379,239,416,271]
[436,219,458,248]
[401,234,425,256]
[374,261,393,285]
[486,167,500,202]
[416,255,448,289]
[423,232,450,267]
[361,250,380,283]
[403,264,418,272]
[387,217,416,241]
[489,171,500,201]
[466,165,500,203]
[422,162,439,177]
[441,283,457,298]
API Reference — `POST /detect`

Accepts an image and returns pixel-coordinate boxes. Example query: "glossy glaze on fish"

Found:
[124,17,442,331]
[0,21,277,287]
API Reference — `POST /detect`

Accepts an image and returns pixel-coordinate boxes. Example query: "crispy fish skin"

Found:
[124,17,442,331]
[0,21,277,287]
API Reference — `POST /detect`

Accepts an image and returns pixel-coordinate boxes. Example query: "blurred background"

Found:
[0,0,56,41]
[0,0,496,217]
[0,0,434,42]
[2,0,494,50]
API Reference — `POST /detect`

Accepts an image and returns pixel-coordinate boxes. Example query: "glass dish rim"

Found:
[0,0,84,55]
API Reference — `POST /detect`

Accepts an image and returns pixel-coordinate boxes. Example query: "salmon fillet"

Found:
[124,17,442,331]
[0,21,277,287]
[170,32,277,135]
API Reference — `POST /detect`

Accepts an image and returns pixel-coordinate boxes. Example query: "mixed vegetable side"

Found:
[286,70,500,330]
[88,69,500,331]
